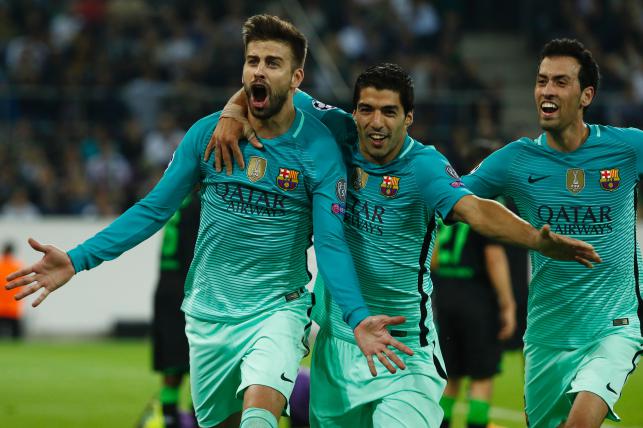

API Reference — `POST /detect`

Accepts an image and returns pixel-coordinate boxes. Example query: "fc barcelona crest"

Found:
[599,168,620,191]
[276,167,300,191]
[380,175,400,197]
[352,167,369,191]
[566,168,585,194]
[246,156,267,182]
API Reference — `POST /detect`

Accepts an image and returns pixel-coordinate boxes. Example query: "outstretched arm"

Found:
[5,117,208,305]
[449,195,601,267]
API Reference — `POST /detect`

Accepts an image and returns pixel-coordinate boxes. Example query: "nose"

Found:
[371,110,384,128]
[541,80,556,98]
[253,62,266,79]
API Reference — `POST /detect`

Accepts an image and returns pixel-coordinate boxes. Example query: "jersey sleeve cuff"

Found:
[347,307,370,330]
[66,247,85,273]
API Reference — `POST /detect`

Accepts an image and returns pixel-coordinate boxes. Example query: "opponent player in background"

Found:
[5,15,414,428]
[151,192,199,428]
[431,147,516,428]
[462,38,643,427]
[208,62,600,427]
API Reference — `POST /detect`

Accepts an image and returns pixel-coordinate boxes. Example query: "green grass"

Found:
[0,341,641,427]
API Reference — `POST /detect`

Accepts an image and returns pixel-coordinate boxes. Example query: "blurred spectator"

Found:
[1,186,41,219]
[85,127,132,191]
[1,0,638,217]
[0,242,23,339]
[143,111,185,168]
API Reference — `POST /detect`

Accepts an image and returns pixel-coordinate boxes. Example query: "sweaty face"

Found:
[242,40,299,119]
[353,87,413,165]
[534,56,591,132]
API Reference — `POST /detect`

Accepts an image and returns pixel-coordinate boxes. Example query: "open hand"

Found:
[353,315,414,376]
[4,238,76,307]
[537,224,602,268]
[204,106,261,175]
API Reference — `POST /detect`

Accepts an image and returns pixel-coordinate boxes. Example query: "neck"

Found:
[247,95,296,139]
[546,119,588,153]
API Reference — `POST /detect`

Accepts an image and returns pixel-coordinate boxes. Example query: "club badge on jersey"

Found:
[276,167,300,191]
[599,169,620,191]
[380,175,400,198]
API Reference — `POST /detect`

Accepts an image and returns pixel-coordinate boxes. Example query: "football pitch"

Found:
[0,340,641,428]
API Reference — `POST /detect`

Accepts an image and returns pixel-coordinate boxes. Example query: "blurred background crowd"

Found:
[0,0,642,216]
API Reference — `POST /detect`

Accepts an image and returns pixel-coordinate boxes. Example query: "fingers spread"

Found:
[32,288,50,307]
[377,352,396,374]
[6,267,34,282]
[384,348,406,371]
[575,255,593,269]
[215,142,223,173]
[223,144,233,176]
[391,339,414,356]
[204,135,216,161]
[28,238,46,252]
[6,273,36,289]
[385,315,407,326]
[14,280,40,301]
[232,143,245,170]
[366,355,377,377]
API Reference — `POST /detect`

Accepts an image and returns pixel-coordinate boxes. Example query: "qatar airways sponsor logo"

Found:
[536,204,613,235]
[214,183,286,217]
[344,199,385,236]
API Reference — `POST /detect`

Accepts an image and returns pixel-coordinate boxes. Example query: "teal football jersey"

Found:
[68,109,370,328]
[463,125,643,347]
[295,91,471,348]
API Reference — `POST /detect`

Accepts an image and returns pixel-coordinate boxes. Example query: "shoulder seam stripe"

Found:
[399,139,416,159]
[293,112,305,138]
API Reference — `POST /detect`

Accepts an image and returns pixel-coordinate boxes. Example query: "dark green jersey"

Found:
[158,193,200,281]
[433,219,492,288]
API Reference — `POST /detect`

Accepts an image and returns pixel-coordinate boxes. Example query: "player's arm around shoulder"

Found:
[294,90,357,150]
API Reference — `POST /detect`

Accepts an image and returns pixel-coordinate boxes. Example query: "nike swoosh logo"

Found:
[528,175,551,184]
[280,373,294,383]
[606,383,617,394]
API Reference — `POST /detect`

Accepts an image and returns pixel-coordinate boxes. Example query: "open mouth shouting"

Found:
[540,100,559,118]
[250,82,270,110]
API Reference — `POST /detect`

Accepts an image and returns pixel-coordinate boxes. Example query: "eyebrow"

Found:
[357,102,400,110]
[246,54,284,62]
[537,73,572,80]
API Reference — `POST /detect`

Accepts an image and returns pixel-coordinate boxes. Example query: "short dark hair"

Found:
[353,63,414,114]
[539,38,601,94]
[242,14,307,69]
